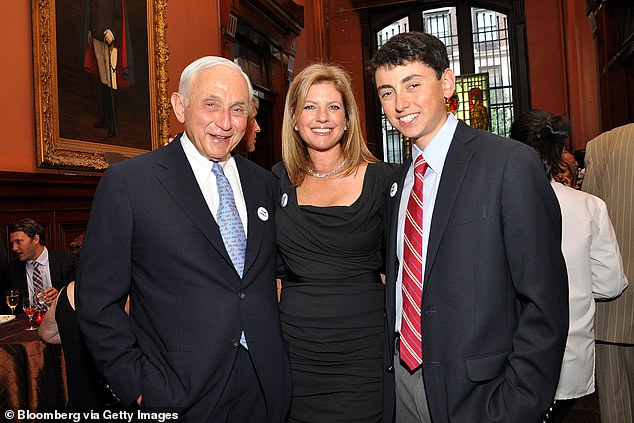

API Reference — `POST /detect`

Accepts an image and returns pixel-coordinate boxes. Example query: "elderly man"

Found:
[77,56,291,422]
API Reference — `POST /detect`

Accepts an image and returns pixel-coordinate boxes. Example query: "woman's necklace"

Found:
[306,159,346,179]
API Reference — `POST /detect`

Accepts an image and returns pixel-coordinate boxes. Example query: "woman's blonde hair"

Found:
[282,62,377,186]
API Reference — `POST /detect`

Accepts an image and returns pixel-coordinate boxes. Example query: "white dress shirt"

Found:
[180,133,248,235]
[395,113,458,332]
[552,181,628,399]
[27,247,52,300]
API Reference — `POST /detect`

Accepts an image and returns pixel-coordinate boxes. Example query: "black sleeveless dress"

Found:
[273,161,395,423]
[56,285,118,410]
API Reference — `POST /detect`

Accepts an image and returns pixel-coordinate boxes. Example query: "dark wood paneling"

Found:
[588,0,634,131]
[0,171,100,261]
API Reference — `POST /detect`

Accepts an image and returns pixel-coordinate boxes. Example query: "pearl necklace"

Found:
[306,160,346,179]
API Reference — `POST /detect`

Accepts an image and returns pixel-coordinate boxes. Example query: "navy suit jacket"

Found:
[76,136,291,421]
[2,249,73,313]
[384,122,569,423]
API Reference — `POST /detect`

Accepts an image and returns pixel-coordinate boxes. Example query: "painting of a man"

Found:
[85,0,126,137]
[55,0,149,149]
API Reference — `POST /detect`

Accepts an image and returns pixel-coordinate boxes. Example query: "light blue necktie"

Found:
[212,162,247,277]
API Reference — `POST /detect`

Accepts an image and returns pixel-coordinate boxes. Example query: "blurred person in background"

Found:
[582,123,634,423]
[511,109,628,422]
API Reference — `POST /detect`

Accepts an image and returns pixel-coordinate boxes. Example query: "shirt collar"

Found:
[31,247,49,268]
[411,113,458,175]
[180,132,237,178]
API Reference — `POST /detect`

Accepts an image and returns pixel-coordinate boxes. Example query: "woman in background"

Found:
[273,63,394,422]
[39,281,127,411]
[510,109,628,423]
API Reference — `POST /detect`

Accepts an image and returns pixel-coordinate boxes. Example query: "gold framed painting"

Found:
[32,0,170,171]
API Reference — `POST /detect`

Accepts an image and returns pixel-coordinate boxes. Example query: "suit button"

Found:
[231,339,240,348]
[239,291,246,300]
[386,365,394,373]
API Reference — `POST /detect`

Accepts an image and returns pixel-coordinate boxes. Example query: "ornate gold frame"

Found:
[31,0,170,171]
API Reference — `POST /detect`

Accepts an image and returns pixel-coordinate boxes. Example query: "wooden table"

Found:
[0,314,67,414]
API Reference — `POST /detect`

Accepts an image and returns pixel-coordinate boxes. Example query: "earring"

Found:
[344,125,348,131]
[294,125,298,131]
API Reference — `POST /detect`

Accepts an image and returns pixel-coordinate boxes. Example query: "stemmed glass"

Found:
[34,289,48,311]
[23,297,38,331]
[5,290,20,315]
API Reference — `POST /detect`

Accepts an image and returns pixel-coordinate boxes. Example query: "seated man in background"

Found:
[3,218,74,312]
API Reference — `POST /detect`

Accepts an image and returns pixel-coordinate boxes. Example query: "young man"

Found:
[76,56,291,422]
[5,218,74,309]
[369,32,569,423]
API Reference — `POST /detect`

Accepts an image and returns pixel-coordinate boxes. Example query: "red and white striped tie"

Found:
[400,155,428,371]
[33,261,44,292]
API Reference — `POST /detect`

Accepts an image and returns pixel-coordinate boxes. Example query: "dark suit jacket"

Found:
[88,0,122,47]
[2,249,74,314]
[384,122,569,423]
[76,135,291,421]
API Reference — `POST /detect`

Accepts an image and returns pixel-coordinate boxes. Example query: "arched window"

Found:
[359,1,528,163]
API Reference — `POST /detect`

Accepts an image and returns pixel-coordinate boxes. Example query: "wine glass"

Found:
[34,289,48,312]
[5,290,20,315]
[23,297,38,331]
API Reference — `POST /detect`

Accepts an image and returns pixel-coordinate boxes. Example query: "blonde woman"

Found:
[273,63,395,422]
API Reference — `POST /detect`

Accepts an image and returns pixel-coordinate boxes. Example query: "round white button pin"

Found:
[390,182,398,197]
[257,207,269,221]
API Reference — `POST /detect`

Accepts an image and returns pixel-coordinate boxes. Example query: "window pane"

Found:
[373,5,519,163]
[376,17,410,163]
[472,7,514,136]
[422,7,460,75]
[377,17,409,48]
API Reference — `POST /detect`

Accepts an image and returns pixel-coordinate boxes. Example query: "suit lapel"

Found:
[424,123,475,284]
[155,137,234,268]
[235,155,264,278]
[48,250,59,283]
[15,262,28,297]
[389,158,411,259]
[386,159,411,329]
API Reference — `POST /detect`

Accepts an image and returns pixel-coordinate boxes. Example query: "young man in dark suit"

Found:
[369,32,569,423]
[76,56,291,421]
[4,218,74,312]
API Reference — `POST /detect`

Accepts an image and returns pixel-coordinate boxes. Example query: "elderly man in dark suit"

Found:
[369,32,569,423]
[76,56,291,422]
[4,218,74,311]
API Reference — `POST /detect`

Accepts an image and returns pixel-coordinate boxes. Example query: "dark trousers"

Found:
[542,398,578,423]
[212,346,268,423]
[96,83,117,137]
